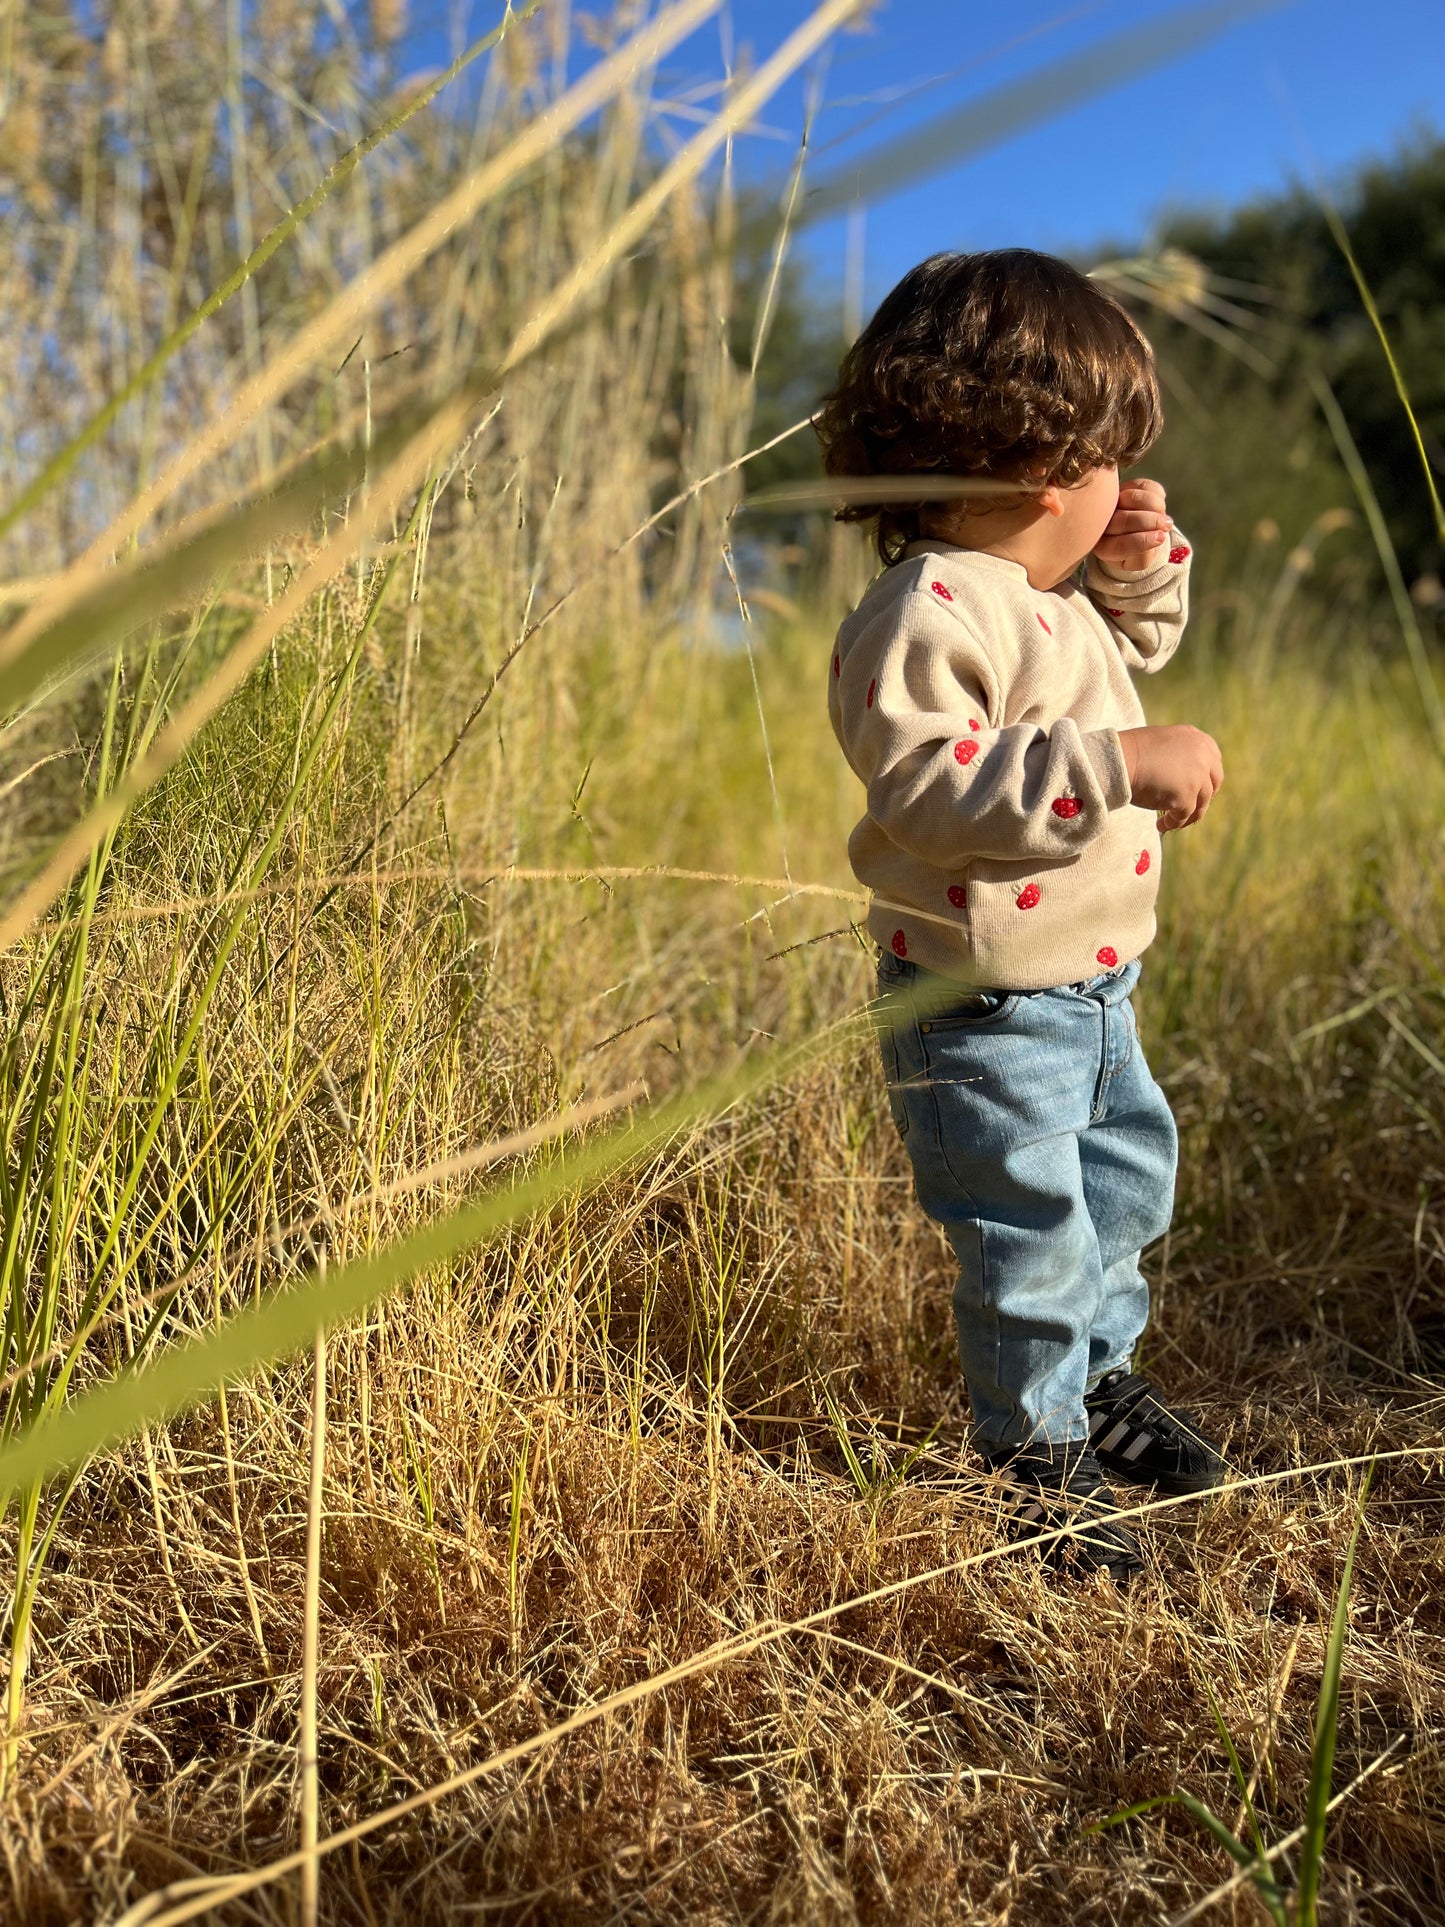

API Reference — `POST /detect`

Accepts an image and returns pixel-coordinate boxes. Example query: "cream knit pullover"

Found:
[828,531,1193,990]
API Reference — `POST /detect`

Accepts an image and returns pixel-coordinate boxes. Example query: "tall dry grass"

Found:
[1,4,1444,1923]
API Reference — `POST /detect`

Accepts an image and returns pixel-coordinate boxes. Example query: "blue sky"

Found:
[401,0,1443,320]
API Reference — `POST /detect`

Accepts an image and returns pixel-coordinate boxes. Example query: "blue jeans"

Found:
[874,950,1177,1451]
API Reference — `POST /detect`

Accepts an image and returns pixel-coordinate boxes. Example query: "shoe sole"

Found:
[1095,1459,1227,1496]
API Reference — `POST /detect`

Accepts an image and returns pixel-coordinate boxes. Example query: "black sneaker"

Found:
[983,1441,1144,1584]
[1084,1369,1226,1495]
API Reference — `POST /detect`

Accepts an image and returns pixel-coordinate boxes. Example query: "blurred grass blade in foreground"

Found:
[799,0,1280,229]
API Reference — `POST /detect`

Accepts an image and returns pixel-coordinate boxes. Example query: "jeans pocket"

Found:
[917,989,1020,1033]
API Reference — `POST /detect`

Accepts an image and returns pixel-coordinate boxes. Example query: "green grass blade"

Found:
[1201,1676,1269,1861]
[1085,1793,1185,1833]
[1172,1791,1263,1870]
[1319,199,1445,543]
[1173,1794,1288,1924]
[822,1384,870,1498]
[1295,1472,1372,1927]
[1307,368,1445,753]
[1086,1779,1286,1920]
[0,3,545,545]
[800,0,1279,228]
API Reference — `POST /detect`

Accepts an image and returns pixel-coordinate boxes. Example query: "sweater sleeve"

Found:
[1081,525,1192,673]
[831,590,1133,869]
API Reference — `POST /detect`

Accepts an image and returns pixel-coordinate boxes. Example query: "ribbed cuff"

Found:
[1088,525,1185,591]
[1082,726,1133,811]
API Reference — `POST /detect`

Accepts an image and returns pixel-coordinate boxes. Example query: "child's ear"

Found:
[1036,482,1066,519]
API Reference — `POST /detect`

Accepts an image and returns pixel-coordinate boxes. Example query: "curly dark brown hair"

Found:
[812,249,1163,566]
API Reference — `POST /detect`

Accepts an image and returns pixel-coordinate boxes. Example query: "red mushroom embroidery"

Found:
[891,929,908,957]
[866,677,876,709]
[1105,606,1125,619]
[1037,612,1052,634]
[930,580,954,602]
[968,718,982,732]
[947,885,967,909]
[1016,883,1041,910]
[1097,946,1119,967]
[1136,850,1150,875]
[954,739,978,766]
[1051,795,1082,819]
[1169,544,1190,564]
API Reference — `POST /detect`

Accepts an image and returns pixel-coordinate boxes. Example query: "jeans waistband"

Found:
[877,948,1139,1003]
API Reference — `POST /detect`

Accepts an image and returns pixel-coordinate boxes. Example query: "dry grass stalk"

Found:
[299,1320,328,1927]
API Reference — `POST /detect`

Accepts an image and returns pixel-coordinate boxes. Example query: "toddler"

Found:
[814,250,1226,1583]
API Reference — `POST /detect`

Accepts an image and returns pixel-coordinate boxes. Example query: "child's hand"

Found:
[1093,477,1173,571]
[1117,724,1223,831]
